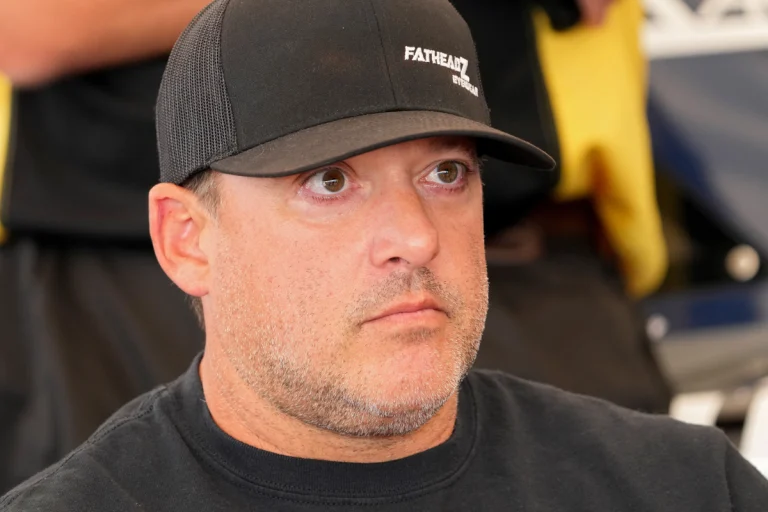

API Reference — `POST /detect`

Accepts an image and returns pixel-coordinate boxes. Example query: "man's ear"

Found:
[149,183,212,298]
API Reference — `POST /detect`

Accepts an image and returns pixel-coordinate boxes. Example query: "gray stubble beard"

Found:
[219,264,488,438]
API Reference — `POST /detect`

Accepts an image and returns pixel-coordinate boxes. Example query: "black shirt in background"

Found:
[2,354,766,511]
[2,60,166,240]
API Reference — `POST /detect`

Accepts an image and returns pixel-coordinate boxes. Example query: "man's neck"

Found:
[198,350,459,463]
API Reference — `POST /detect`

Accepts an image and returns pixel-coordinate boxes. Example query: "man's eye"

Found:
[426,161,467,185]
[305,168,348,195]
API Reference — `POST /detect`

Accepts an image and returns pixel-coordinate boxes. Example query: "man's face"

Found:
[207,136,488,436]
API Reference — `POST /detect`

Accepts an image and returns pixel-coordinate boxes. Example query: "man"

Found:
[3,0,766,510]
[0,0,208,491]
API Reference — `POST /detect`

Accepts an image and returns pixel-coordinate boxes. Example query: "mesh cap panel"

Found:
[156,0,237,184]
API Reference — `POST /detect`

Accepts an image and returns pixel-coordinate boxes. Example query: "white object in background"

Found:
[750,458,768,478]
[740,380,768,476]
[646,314,670,342]
[669,391,726,426]
[644,0,768,60]
[725,245,761,283]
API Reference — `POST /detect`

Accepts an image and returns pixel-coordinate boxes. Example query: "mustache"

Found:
[348,268,463,326]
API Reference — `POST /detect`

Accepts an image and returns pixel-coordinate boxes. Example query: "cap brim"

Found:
[210,110,555,178]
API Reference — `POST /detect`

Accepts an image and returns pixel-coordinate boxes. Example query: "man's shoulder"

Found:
[465,372,768,509]
[0,385,174,511]
[466,369,726,455]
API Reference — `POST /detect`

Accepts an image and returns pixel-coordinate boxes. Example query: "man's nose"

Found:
[368,185,440,270]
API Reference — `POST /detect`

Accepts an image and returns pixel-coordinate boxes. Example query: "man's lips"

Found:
[365,296,446,323]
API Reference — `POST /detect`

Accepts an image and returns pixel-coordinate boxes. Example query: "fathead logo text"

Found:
[404,46,478,97]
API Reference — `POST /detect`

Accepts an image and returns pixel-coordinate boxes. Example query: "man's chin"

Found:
[333,375,462,432]
[320,392,454,438]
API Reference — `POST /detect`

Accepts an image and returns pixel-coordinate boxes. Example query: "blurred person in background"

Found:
[452,0,673,412]
[0,0,210,492]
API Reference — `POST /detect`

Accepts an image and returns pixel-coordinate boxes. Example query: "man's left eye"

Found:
[426,161,467,185]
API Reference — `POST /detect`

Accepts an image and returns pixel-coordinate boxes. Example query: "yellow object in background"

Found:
[0,74,10,244]
[533,0,667,297]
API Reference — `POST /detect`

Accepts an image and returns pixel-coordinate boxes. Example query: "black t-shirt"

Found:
[2,355,766,511]
[1,59,166,240]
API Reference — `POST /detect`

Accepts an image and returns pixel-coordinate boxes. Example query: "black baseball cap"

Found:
[156,0,555,184]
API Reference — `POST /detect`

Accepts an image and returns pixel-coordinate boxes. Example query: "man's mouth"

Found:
[365,296,446,324]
